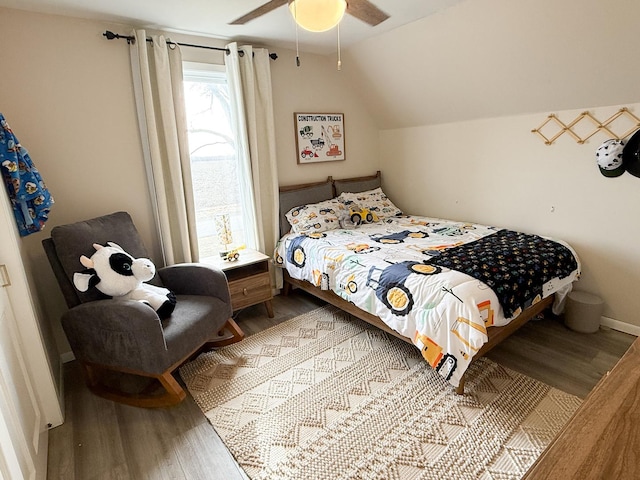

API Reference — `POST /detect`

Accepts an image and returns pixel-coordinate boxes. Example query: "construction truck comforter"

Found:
[274,215,580,388]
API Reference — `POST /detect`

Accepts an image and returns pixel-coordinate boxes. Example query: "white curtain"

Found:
[224,43,260,251]
[129,29,198,265]
[225,43,281,286]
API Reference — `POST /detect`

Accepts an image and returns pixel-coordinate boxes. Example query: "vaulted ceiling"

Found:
[342,0,640,128]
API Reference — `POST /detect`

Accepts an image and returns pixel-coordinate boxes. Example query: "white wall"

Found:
[0,7,381,360]
[270,49,381,186]
[380,104,640,329]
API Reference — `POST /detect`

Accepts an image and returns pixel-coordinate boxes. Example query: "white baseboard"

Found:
[600,316,640,337]
[60,351,75,363]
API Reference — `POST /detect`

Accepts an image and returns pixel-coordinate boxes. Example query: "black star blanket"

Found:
[428,229,579,318]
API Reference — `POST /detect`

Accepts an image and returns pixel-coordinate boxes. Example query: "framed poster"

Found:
[294,112,345,164]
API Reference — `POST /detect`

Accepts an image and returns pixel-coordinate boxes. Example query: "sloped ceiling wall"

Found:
[343,0,640,129]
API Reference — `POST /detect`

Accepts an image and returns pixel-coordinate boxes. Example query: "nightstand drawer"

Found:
[206,249,274,317]
[228,271,272,310]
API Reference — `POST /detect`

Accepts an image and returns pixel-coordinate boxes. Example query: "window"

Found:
[183,63,247,260]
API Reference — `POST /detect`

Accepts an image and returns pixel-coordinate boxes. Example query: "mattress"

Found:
[274,214,580,387]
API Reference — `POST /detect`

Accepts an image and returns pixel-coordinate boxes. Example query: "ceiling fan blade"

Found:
[229,0,289,25]
[346,0,390,26]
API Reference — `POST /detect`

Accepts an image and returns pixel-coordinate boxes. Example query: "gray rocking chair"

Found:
[43,211,244,408]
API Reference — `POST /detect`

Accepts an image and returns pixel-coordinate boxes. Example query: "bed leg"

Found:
[455,377,466,395]
[282,280,292,296]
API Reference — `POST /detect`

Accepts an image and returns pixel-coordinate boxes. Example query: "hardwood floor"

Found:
[47,291,636,479]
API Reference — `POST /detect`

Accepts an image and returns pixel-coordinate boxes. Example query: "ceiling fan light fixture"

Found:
[289,0,347,32]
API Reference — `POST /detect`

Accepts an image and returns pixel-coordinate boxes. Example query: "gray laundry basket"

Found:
[564,290,603,333]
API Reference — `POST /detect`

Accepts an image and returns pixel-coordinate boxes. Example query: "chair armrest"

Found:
[61,299,169,372]
[157,263,231,303]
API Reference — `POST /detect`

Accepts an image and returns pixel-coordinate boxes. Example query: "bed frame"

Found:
[279,171,553,394]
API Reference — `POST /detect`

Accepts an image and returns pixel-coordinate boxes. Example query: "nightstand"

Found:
[211,249,274,318]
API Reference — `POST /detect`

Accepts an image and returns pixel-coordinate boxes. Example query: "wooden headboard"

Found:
[278,171,381,237]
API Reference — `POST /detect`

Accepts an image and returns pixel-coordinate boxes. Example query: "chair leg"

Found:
[78,361,187,408]
[206,317,245,348]
[156,371,187,405]
[82,363,100,388]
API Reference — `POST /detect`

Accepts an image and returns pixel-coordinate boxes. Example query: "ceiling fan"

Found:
[229,0,390,28]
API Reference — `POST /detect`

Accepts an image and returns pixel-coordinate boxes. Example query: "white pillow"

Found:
[285,198,345,234]
[337,187,402,219]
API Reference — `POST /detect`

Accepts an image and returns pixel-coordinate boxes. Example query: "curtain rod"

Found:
[103,31,278,60]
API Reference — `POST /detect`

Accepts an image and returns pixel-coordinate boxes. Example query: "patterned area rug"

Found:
[180,306,581,480]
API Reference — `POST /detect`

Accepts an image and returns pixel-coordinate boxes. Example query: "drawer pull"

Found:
[243,288,248,296]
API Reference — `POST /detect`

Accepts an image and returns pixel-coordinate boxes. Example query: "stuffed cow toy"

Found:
[73,242,176,319]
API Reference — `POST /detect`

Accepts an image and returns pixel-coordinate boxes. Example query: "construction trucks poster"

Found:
[294,112,345,164]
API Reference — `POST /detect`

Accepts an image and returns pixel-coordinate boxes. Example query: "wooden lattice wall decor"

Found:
[532,107,640,145]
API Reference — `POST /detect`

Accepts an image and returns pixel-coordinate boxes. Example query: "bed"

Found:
[275,171,581,394]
